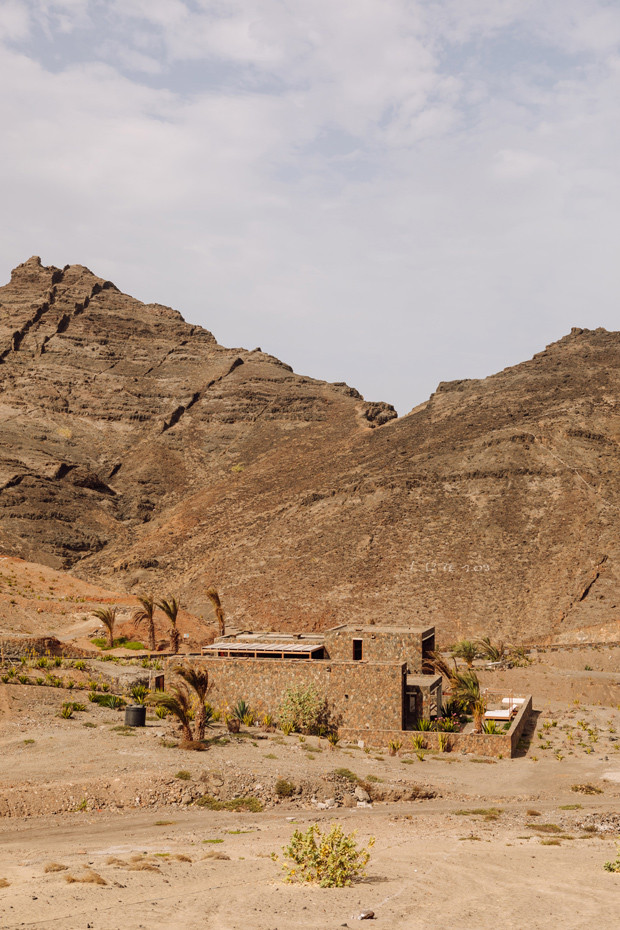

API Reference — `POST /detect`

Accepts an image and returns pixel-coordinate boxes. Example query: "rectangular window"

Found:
[353,639,363,661]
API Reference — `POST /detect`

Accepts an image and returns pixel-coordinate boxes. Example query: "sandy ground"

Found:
[1,642,620,928]
[1,797,620,930]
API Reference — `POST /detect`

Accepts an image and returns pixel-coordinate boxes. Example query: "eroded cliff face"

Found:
[0,256,618,644]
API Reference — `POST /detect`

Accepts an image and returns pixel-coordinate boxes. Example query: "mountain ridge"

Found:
[0,256,618,645]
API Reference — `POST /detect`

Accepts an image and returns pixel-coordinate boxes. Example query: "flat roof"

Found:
[202,641,324,656]
[328,624,434,635]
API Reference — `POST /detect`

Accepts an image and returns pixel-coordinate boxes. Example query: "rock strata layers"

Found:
[0,257,618,644]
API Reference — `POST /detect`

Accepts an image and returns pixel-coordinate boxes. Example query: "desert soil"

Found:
[1,652,620,929]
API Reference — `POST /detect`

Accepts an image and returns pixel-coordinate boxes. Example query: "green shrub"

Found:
[89,692,125,709]
[333,768,360,783]
[278,685,329,735]
[195,796,263,812]
[60,703,74,719]
[175,770,191,781]
[604,844,620,872]
[74,661,86,671]
[155,705,169,719]
[275,778,296,798]
[276,823,374,887]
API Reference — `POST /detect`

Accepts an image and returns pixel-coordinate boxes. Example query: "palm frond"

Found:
[174,664,210,700]
[206,587,225,636]
[149,684,193,740]
[157,596,180,626]
[92,607,117,647]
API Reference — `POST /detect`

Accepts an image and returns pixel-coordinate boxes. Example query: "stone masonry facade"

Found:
[199,655,406,732]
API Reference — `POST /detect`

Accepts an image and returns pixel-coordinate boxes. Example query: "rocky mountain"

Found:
[0,256,618,645]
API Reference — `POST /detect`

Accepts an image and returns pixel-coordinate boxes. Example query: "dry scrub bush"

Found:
[275,823,374,888]
[65,870,106,885]
[44,862,68,873]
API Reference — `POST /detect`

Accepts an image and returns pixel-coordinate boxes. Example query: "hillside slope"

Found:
[1,257,618,644]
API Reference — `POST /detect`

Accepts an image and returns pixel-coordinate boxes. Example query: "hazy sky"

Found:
[1,1,619,414]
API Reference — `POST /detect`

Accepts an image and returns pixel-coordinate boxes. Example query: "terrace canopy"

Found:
[201,641,325,659]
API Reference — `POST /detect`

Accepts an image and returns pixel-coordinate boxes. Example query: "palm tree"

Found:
[423,649,457,680]
[132,594,156,652]
[472,697,487,734]
[157,596,180,654]
[174,664,210,739]
[476,636,506,663]
[451,640,478,668]
[450,669,482,713]
[149,683,193,741]
[206,587,225,637]
[92,607,117,649]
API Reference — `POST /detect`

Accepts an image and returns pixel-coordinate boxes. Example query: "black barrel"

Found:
[124,704,146,727]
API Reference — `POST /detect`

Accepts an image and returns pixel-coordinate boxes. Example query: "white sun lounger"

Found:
[502,697,525,706]
[483,708,516,721]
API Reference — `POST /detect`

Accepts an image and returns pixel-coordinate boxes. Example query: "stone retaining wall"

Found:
[340,695,533,758]
[0,636,88,660]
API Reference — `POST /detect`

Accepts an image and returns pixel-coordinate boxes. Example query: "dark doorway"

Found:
[404,684,423,729]
[352,639,363,661]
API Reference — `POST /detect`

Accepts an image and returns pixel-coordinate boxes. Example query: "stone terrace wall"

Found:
[198,657,406,731]
[324,628,424,671]
[340,695,533,759]
[0,636,88,659]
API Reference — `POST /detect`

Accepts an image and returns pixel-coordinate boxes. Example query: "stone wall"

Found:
[197,656,407,731]
[340,695,533,759]
[324,627,426,672]
[0,637,87,660]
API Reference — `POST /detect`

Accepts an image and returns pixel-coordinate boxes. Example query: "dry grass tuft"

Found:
[173,854,192,862]
[0,878,10,888]
[105,857,128,867]
[128,861,160,872]
[44,862,68,873]
[65,870,107,885]
[202,850,230,860]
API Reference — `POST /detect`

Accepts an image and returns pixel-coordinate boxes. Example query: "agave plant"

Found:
[231,698,251,723]
[173,664,211,739]
[133,594,156,652]
[92,607,117,649]
[206,587,225,637]
[149,683,194,741]
[157,596,181,654]
[130,683,149,705]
